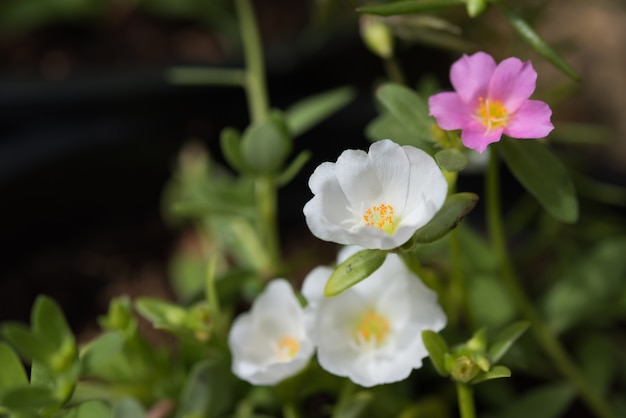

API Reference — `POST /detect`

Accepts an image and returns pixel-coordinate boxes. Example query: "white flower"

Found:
[303,139,448,250]
[228,279,315,385]
[302,246,447,387]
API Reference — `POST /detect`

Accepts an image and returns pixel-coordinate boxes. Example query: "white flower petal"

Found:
[335,148,383,210]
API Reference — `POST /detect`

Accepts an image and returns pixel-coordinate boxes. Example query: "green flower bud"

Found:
[360,16,394,59]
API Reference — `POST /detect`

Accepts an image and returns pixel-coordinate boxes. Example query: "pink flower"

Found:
[428,51,554,153]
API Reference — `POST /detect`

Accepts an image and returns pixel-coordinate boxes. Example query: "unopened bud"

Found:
[360,16,394,59]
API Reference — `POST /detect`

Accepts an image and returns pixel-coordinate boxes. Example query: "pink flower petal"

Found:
[504,99,554,138]
[450,52,496,104]
[428,92,472,130]
[488,57,537,112]
[461,125,504,153]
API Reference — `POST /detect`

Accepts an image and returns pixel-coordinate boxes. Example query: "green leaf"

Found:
[285,86,356,137]
[0,386,58,410]
[111,397,146,418]
[176,359,232,418]
[366,113,432,149]
[276,150,312,187]
[487,321,530,364]
[135,298,188,330]
[466,0,488,17]
[0,342,28,390]
[421,330,450,376]
[499,138,578,223]
[166,67,246,86]
[220,127,246,172]
[577,335,615,397]
[486,383,574,418]
[332,391,374,418]
[357,0,464,16]
[60,400,111,418]
[1,322,55,364]
[241,111,292,173]
[79,332,125,377]
[501,5,579,80]
[413,193,479,243]
[470,365,511,384]
[435,149,469,172]
[375,83,436,143]
[32,296,77,372]
[324,250,387,297]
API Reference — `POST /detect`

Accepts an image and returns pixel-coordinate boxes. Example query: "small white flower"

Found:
[302,246,447,387]
[303,139,448,250]
[228,279,315,385]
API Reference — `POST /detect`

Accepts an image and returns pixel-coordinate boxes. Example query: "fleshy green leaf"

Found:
[32,296,73,349]
[285,86,356,137]
[324,250,387,297]
[0,342,28,390]
[0,386,58,410]
[488,321,530,364]
[135,298,188,331]
[471,365,511,384]
[111,398,146,418]
[499,138,578,223]
[421,330,450,376]
[435,149,469,172]
[241,111,292,173]
[501,5,579,80]
[1,322,55,364]
[375,83,436,144]
[413,193,479,243]
[79,332,125,377]
[332,391,374,418]
[276,150,312,187]
[365,113,432,149]
[220,127,246,172]
[357,0,464,16]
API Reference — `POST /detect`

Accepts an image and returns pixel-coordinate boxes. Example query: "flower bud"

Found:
[360,16,394,59]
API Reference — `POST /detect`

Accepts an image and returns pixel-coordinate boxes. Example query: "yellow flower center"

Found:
[363,203,398,235]
[276,337,300,362]
[356,310,390,345]
[475,97,511,132]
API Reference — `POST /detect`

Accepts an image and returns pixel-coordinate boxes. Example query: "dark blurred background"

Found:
[0,0,624,340]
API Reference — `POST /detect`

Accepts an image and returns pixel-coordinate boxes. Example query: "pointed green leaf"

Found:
[241,111,292,173]
[1,322,55,364]
[79,332,125,377]
[435,149,469,172]
[375,83,436,143]
[135,298,187,330]
[357,0,464,16]
[413,193,479,243]
[220,127,247,172]
[324,250,387,297]
[501,5,579,80]
[499,138,578,223]
[488,321,530,363]
[285,86,356,137]
[471,365,511,384]
[0,386,58,409]
[332,391,374,418]
[112,397,146,418]
[421,330,450,376]
[0,342,28,390]
[276,150,312,187]
[32,296,73,349]
[366,113,432,149]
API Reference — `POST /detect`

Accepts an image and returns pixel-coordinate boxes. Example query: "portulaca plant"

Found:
[0,1,624,418]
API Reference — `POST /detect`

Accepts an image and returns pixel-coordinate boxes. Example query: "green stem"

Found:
[383,57,406,85]
[235,0,269,124]
[166,67,247,86]
[456,383,476,418]
[206,257,220,317]
[256,175,282,276]
[485,148,616,418]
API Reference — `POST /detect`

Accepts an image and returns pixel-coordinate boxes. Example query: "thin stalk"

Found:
[485,148,616,418]
[383,57,406,85]
[456,383,476,418]
[256,175,282,276]
[235,0,269,124]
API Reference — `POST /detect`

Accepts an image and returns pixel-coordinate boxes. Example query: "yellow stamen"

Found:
[475,97,511,132]
[363,203,398,235]
[356,310,390,345]
[276,337,300,362]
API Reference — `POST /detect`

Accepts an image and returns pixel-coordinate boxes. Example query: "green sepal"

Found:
[421,330,450,376]
[357,0,464,16]
[435,149,469,172]
[501,5,579,80]
[487,321,530,364]
[276,150,312,187]
[285,86,356,137]
[375,83,436,144]
[98,296,137,335]
[241,110,292,173]
[499,138,578,223]
[413,193,479,243]
[0,342,29,390]
[324,250,387,297]
[470,365,511,385]
[466,0,488,17]
[220,127,247,172]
